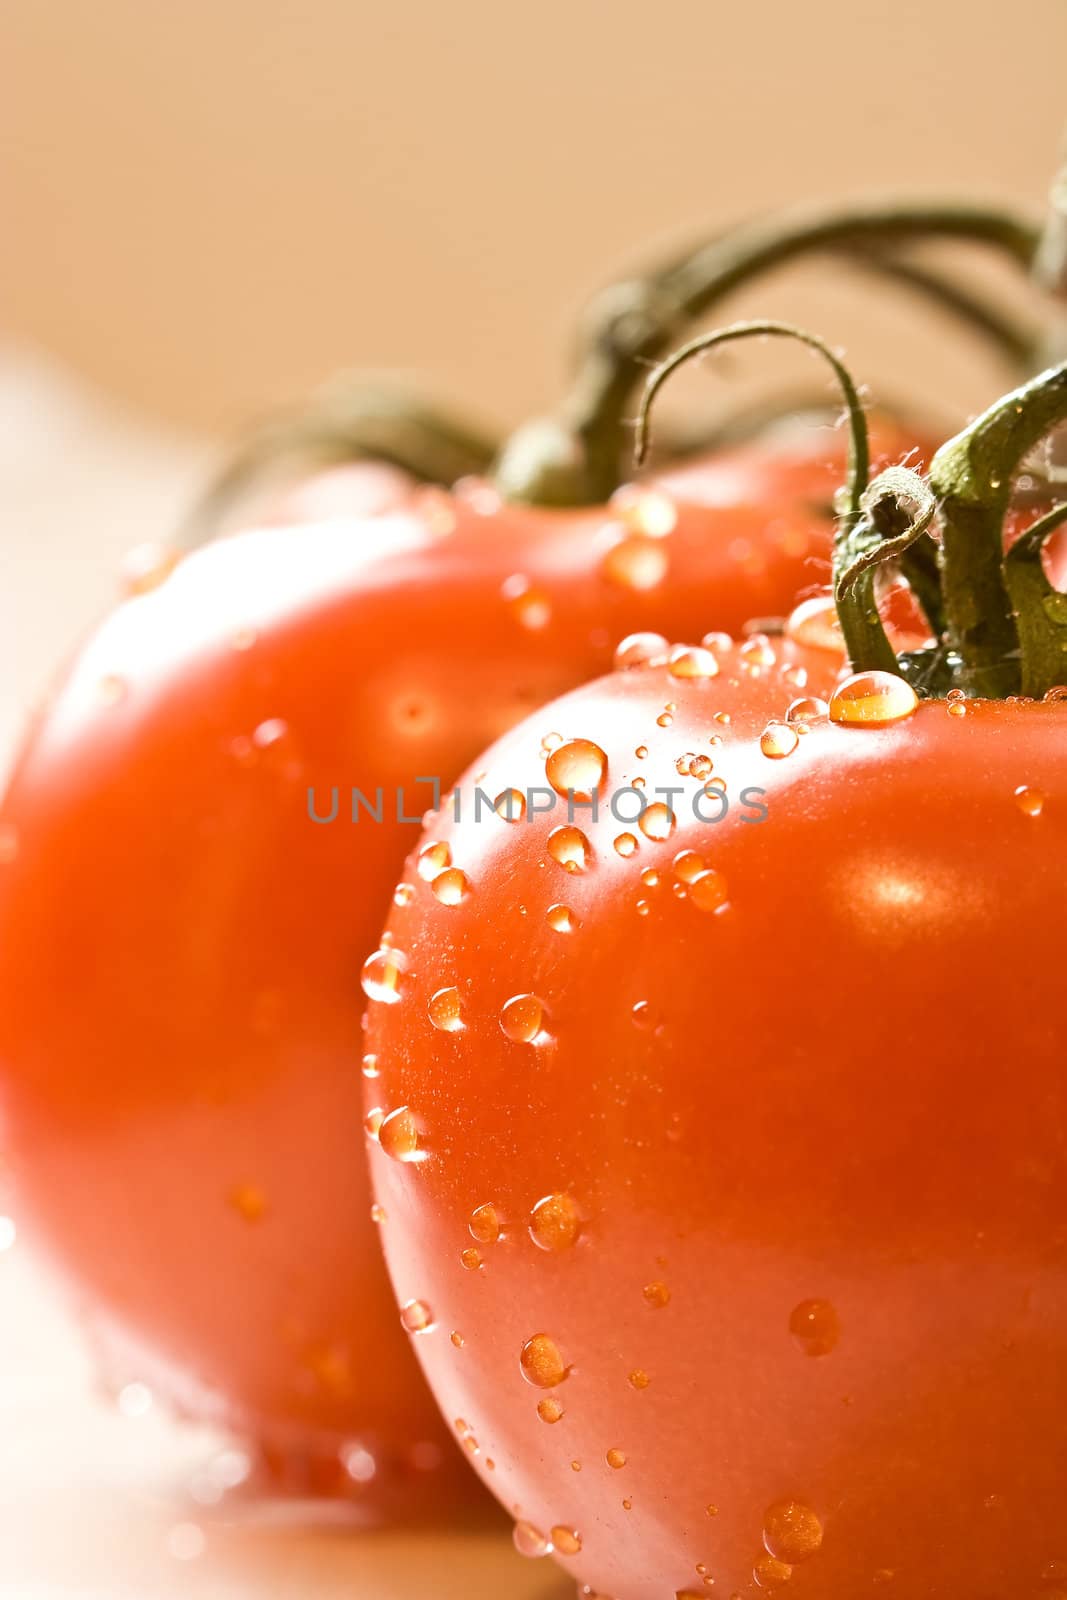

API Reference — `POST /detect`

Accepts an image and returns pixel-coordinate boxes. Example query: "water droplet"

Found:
[740,634,777,671]
[639,802,676,842]
[361,1054,380,1080]
[547,739,608,800]
[364,1107,384,1139]
[428,986,463,1032]
[460,1247,482,1271]
[760,722,799,759]
[753,1554,794,1589]
[494,788,526,822]
[673,849,706,883]
[0,824,19,865]
[785,594,842,653]
[370,1203,387,1224]
[432,867,471,905]
[400,1299,435,1334]
[513,1520,551,1558]
[499,993,546,1043]
[538,1397,565,1423]
[228,1183,267,1222]
[342,1444,377,1483]
[548,825,592,872]
[450,1329,465,1348]
[668,645,720,680]
[570,1459,582,1472]
[947,699,967,719]
[763,1500,824,1563]
[657,712,674,728]
[393,882,414,907]
[470,1203,501,1244]
[417,841,452,880]
[607,1448,627,1469]
[628,1369,650,1390]
[789,1298,840,1356]
[690,753,714,779]
[688,870,729,913]
[829,671,918,727]
[641,868,659,888]
[552,1526,583,1556]
[1014,784,1045,817]
[635,743,649,759]
[360,947,408,1004]
[602,534,669,591]
[643,1281,670,1309]
[520,1333,567,1388]
[378,1105,425,1163]
[615,632,670,670]
[530,1192,581,1252]
[502,574,552,630]
[786,697,829,725]
[547,903,579,932]
[614,831,639,858]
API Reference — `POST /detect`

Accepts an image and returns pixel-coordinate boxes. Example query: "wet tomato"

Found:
[362,643,1067,1596]
[0,450,870,1510]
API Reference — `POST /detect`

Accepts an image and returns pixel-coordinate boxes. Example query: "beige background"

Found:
[1,4,1066,1596]
[3,0,1066,439]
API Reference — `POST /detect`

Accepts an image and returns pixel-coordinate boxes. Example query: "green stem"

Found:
[179,380,498,548]
[495,199,1040,505]
[1002,500,1067,697]
[833,466,939,674]
[929,362,1067,695]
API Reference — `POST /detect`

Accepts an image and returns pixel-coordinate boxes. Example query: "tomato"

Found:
[0,455,863,1512]
[362,645,1067,1596]
[362,348,1067,1588]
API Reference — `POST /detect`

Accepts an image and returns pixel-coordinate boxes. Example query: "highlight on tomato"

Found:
[362,327,1067,1592]
[0,194,1055,1517]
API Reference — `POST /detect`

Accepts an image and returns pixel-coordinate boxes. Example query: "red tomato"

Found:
[0,454,869,1511]
[362,643,1067,1594]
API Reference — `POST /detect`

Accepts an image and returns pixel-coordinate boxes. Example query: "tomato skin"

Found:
[0,476,844,1506]
[364,652,1067,1594]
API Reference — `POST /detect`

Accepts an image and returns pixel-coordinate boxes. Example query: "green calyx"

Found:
[833,359,1067,700]
[494,198,1042,507]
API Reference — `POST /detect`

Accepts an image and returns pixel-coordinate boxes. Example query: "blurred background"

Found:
[1,1,1065,1593]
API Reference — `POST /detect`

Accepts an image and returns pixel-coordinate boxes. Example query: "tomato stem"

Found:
[180,381,499,546]
[1003,500,1067,697]
[833,466,939,674]
[495,200,1041,506]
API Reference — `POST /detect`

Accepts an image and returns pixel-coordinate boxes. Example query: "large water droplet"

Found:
[688,870,728,913]
[378,1106,425,1163]
[432,867,471,905]
[400,1299,435,1334]
[520,1333,567,1387]
[615,632,670,670]
[360,947,408,1004]
[786,696,829,725]
[615,831,639,858]
[668,644,720,680]
[499,993,546,1043]
[548,825,592,872]
[529,1193,581,1252]
[428,986,463,1032]
[546,903,579,933]
[1014,784,1045,817]
[829,671,918,727]
[417,841,452,880]
[469,1203,501,1244]
[494,788,526,822]
[753,1554,794,1590]
[547,739,608,800]
[552,1526,582,1556]
[607,1448,627,1469]
[639,802,676,843]
[786,594,842,653]
[763,1500,823,1563]
[513,1520,551,1558]
[760,722,799,759]
[538,1397,565,1423]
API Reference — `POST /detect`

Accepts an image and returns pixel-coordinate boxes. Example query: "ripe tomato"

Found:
[0,450,868,1511]
[362,643,1067,1596]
